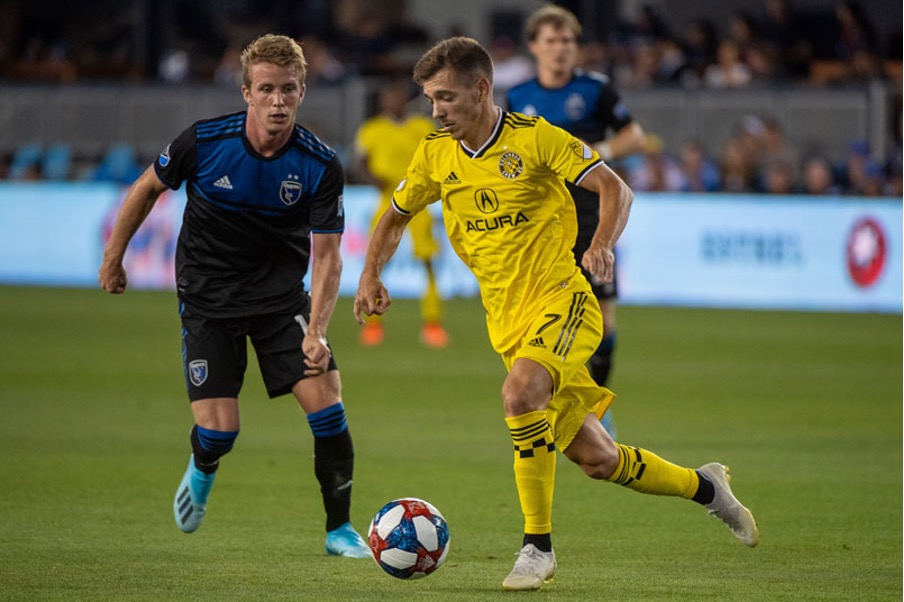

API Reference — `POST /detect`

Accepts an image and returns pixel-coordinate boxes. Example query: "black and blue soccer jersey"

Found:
[154,111,345,318]
[505,70,634,145]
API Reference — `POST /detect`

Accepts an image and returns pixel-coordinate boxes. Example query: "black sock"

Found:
[589,332,617,387]
[692,471,715,505]
[314,429,355,532]
[523,533,552,553]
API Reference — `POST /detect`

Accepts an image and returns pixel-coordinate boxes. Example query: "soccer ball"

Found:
[368,497,450,579]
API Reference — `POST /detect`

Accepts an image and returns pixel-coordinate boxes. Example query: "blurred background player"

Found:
[99,34,371,558]
[353,77,448,347]
[507,4,647,437]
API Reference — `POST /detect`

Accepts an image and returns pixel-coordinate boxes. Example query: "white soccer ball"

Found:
[367,497,450,579]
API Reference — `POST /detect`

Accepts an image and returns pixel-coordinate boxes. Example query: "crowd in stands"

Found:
[0,0,900,196]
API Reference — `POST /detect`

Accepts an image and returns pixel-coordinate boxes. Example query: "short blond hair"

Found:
[524,4,582,42]
[240,34,307,88]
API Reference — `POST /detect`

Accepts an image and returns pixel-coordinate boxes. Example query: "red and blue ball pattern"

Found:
[368,497,450,579]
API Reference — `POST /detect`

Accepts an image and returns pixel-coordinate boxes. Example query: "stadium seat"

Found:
[93,143,142,184]
[9,142,43,180]
[42,143,73,180]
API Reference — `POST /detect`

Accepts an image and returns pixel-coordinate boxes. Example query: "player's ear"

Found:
[242,85,252,106]
[298,83,306,106]
[476,77,491,102]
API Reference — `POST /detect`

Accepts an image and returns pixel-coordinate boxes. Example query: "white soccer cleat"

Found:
[698,462,759,547]
[502,544,557,591]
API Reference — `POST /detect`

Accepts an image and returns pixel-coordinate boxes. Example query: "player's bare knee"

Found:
[501,385,539,416]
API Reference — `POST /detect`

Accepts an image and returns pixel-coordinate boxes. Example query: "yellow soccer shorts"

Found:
[501,286,616,452]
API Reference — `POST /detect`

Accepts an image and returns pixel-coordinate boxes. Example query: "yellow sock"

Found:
[506,410,556,534]
[606,443,699,499]
[421,264,442,324]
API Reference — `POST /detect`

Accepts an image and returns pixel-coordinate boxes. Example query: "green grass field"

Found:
[0,286,900,601]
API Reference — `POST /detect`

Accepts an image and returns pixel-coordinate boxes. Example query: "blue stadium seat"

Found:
[43,143,73,180]
[9,142,43,180]
[93,143,142,184]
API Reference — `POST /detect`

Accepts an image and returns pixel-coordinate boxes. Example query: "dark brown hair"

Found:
[413,36,493,86]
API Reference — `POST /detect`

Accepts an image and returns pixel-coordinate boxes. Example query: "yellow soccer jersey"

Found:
[392,110,604,353]
[354,113,437,205]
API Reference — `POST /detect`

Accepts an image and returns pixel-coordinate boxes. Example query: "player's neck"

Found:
[463,105,500,151]
[537,66,573,89]
[246,124,292,157]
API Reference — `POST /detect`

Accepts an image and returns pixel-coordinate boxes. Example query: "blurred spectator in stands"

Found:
[334,0,427,77]
[682,18,718,82]
[760,0,812,80]
[703,39,752,88]
[13,34,77,82]
[301,35,346,86]
[728,10,760,59]
[618,40,659,89]
[802,156,842,195]
[734,114,767,168]
[214,43,244,86]
[627,133,686,192]
[678,139,721,192]
[839,140,891,195]
[832,0,883,82]
[840,140,872,194]
[618,3,671,45]
[833,1,878,61]
[159,48,190,83]
[760,159,798,194]
[759,116,800,185]
[720,138,757,193]
[655,37,692,87]
[489,36,534,92]
[578,40,612,77]
[746,41,782,85]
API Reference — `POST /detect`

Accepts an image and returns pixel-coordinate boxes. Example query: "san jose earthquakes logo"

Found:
[499,152,523,179]
[158,144,171,167]
[280,175,303,206]
[188,359,208,386]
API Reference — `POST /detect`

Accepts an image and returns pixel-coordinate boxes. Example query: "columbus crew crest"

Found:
[499,152,523,179]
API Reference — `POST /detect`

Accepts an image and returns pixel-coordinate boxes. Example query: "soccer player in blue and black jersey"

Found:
[99,34,371,558]
[507,5,648,438]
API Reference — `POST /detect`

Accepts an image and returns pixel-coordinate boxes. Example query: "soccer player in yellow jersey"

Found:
[353,78,448,348]
[354,37,758,591]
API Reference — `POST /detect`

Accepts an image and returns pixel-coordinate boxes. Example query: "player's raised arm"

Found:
[353,207,412,324]
[98,165,169,294]
[577,163,632,285]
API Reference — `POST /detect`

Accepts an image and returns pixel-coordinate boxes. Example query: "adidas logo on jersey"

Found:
[213,175,233,190]
[442,171,461,185]
[528,336,546,348]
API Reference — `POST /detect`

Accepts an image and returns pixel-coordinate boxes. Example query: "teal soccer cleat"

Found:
[173,455,215,533]
[325,522,372,558]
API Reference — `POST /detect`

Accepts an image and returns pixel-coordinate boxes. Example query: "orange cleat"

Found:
[420,322,449,348]
[360,322,384,346]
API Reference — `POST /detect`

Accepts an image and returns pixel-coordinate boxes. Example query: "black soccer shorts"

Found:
[179,295,338,402]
